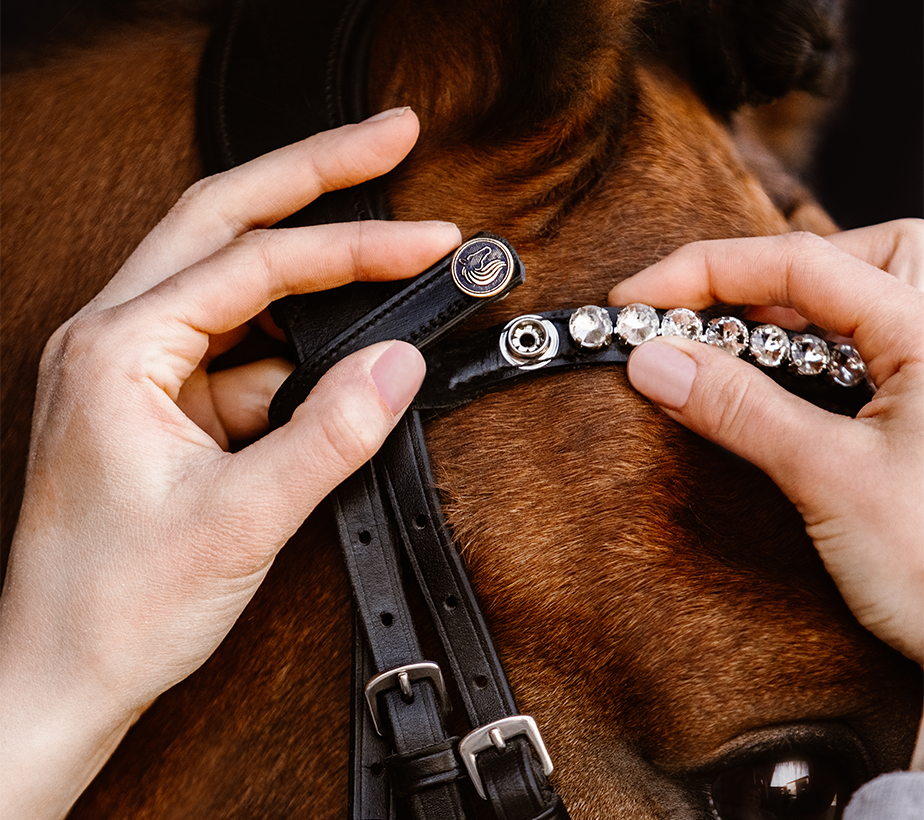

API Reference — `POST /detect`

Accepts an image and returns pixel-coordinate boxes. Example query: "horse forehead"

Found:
[426,369,898,759]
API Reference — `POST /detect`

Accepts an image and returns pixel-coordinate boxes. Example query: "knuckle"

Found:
[43,314,105,363]
[707,372,760,443]
[173,173,248,235]
[225,229,277,279]
[778,229,830,260]
[37,312,119,394]
[314,401,384,473]
[893,218,924,252]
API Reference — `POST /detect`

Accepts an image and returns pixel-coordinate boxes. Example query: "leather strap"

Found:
[335,464,468,820]
[379,414,521,724]
[269,233,526,427]
[378,414,566,820]
[198,0,403,355]
[415,308,873,417]
[387,739,465,799]
[350,610,397,820]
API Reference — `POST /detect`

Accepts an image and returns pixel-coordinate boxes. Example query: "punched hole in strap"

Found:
[364,662,451,736]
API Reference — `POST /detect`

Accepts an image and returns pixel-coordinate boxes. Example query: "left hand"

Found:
[0,107,461,819]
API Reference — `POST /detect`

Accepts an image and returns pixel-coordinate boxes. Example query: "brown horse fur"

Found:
[2,1,921,818]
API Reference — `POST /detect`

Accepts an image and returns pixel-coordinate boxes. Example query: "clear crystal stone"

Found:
[569,305,613,349]
[829,343,867,387]
[749,324,790,367]
[661,308,702,340]
[704,316,749,357]
[790,333,829,376]
[615,303,660,346]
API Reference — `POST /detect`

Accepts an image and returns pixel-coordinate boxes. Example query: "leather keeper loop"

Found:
[268,232,525,428]
[386,738,466,799]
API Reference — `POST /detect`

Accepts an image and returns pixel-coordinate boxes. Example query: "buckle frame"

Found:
[364,662,450,736]
[458,715,554,799]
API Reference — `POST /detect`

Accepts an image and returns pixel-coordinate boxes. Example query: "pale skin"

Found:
[0,104,921,818]
[609,220,924,771]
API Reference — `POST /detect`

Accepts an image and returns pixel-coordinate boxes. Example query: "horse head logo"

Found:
[451,238,514,298]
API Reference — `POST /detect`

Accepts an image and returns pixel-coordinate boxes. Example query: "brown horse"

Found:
[2,0,921,817]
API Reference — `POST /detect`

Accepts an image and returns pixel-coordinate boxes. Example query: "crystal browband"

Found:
[415,304,873,417]
[561,304,867,384]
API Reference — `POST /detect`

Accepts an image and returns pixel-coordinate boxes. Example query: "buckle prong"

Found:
[458,715,554,799]
[364,662,449,736]
[488,727,506,751]
[398,671,412,700]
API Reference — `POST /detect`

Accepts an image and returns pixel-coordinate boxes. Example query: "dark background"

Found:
[812,1,923,228]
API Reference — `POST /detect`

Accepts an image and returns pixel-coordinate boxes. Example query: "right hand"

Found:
[609,221,924,669]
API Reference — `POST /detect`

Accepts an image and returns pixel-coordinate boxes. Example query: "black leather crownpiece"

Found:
[198,0,407,359]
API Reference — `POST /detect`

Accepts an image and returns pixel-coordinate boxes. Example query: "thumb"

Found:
[222,340,425,546]
[625,337,855,504]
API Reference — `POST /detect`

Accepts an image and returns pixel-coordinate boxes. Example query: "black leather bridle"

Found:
[197,2,871,818]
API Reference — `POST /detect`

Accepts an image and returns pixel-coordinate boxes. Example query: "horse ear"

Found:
[642,0,847,110]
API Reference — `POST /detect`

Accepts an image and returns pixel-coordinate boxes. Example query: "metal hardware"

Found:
[451,237,515,298]
[364,662,450,736]
[500,314,560,370]
[458,715,554,800]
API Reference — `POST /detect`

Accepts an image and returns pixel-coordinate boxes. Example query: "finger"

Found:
[94,107,422,309]
[608,231,924,384]
[624,337,864,507]
[742,305,809,329]
[198,341,425,561]
[209,358,294,441]
[823,219,924,287]
[109,219,461,398]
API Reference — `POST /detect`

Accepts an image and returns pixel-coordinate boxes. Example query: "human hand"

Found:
[609,221,924,670]
[0,107,461,818]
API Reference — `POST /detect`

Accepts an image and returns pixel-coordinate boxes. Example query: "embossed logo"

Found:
[451,238,514,298]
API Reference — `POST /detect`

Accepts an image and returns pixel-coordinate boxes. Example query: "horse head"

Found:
[1,0,920,817]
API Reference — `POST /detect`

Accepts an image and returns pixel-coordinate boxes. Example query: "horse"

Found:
[2,0,921,817]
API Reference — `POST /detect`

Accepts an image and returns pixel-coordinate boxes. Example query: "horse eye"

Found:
[710,756,852,820]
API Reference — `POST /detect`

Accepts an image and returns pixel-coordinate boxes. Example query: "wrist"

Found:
[0,573,143,818]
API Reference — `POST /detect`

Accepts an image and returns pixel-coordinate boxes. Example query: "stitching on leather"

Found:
[304,278,467,380]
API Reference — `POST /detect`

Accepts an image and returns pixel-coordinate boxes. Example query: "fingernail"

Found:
[627,341,697,410]
[421,220,463,243]
[364,106,411,123]
[371,342,426,415]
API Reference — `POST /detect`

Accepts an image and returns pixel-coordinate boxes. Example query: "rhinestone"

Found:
[661,308,703,340]
[829,343,867,387]
[749,324,790,367]
[790,334,829,376]
[569,305,613,350]
[615,303,660,346]
[704,316,749,357]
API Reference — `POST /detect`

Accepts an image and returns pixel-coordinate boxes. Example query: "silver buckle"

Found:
[364,662,450,736]
[458,715,554,799]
